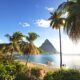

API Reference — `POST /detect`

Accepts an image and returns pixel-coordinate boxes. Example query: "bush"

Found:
[15,64,29,80]
[0,59,44,80]
[0,61,28,80]
[44,69,80,80]
[15,67,41,80]
[31,67,40,77]
[0,61,41,80]
[0,63,16,80]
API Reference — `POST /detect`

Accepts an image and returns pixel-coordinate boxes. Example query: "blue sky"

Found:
[0,0,80,54]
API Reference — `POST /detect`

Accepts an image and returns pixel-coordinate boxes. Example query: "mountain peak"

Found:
[44,39,53,46]
[45,39,49,42]
[40,39,57,54]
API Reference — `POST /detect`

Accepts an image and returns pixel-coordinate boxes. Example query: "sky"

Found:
[0,0,80,54]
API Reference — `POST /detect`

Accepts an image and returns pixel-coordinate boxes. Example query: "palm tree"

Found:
[49,0,80,68]
[49,11,65,68]
[20,41,28,53]
[56,0,80,41]
[24,32,40,65]
[25,32,40,55]
[5,31,24,58]
[26,32,39,43]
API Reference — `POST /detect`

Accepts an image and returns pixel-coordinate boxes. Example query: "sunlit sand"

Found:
[16,60,57,72]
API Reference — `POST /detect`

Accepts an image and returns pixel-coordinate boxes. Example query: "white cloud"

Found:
[45,7,54,12]
[35,19,50,28]
[0,39,3,43]
[19,22,30,27]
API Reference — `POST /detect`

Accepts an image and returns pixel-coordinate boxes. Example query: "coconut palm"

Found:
[20,41,28,53]
[25,32,40,55]
[5,31,24,58]
[26,32,39,43]
[56,0,80,41]
[49,11,65,68]
[24,32,40,65]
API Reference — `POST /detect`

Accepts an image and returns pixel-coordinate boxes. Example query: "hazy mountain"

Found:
[40,39,57,54]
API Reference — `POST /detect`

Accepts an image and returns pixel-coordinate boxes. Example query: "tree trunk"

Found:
[59,28,62,68]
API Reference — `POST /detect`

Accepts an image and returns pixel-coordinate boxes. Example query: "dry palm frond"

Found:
[24,43,40,55]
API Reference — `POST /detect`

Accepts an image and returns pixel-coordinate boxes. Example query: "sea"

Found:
[15,54,80,69]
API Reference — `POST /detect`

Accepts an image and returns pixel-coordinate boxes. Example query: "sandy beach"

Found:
[16,60,57,72]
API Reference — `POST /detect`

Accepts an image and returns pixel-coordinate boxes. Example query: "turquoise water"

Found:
[15,54,80,68]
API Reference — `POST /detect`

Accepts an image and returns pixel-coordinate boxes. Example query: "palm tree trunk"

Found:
[59,28,62,68]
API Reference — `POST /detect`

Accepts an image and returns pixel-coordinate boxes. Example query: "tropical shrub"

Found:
[0,59,43,80]
[15,63,29,80]
[0,60,27,80]
[44,69,80,80]
[31,67,45,80]
[31,67,40,77]
[0,63,16,80]
[15,67,42,80]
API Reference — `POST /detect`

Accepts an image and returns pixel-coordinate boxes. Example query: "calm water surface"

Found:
[16,54,80,69]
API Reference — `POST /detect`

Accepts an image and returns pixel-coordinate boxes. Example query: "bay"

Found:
[15,54,80,69]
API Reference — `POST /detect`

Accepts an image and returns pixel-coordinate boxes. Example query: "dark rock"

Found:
[40,39,57,54]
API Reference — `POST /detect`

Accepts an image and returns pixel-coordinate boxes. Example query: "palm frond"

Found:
[57,1,75,14]
[64,11,80,41]
[49,10,65,29]
[50,20,54,27]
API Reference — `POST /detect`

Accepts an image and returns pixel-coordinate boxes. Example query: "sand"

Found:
[15,60,57,72]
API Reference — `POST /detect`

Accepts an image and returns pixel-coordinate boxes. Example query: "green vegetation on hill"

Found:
[39,48,48,54]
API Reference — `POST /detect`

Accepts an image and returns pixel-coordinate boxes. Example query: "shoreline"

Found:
[15,60,57,72]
